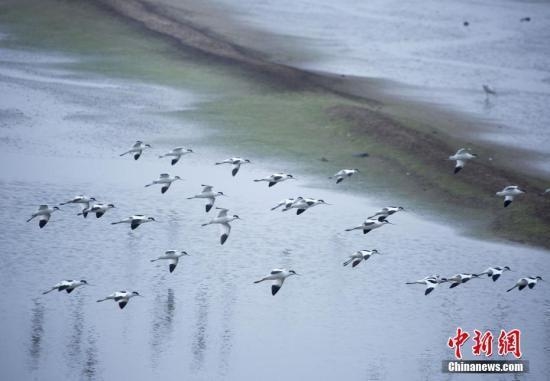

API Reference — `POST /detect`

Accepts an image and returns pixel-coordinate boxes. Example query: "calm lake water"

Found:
[0,11,549,381]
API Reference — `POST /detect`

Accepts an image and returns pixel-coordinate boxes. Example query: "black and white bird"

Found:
[96,291,141,309]
[215,157,251,176]
[271,197,302,211]
[329,169,360,184]
[78,203,115,218]
[43,280,88,294]
[145,173,182,194]
[540,188,550,196]
[60,195,96,206]
[159,147,193,165]
[187,185,226,212]
[507,276,543,292]
[150,250,189,273]
[201,207,240,245]
[476,266,511,282]
[368,206,404,221]
[496,185,525,207]
[120,140,151,160]
[406,275,447,295]
[449,148,477,174]
[254,268,299,295]
[27,205,60,228]
[342,249,381,268]
[287,197,330,215]
[345,218,392,234]
[482,84,496,99]
[254,173,295,187]
[111,215,156,230]
[446,273,480,288]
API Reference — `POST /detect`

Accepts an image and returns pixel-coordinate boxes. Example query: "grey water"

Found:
[176,0,550,173]
[0,37,549,381]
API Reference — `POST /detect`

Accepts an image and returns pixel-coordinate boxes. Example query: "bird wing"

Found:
[168,257,179,272]
[455,148,467,155]
[205,197,215,209]
[272,277,285,295]
[272,175,283,181]
[39,205,49,210]
[173,147,184,152]
[368,212,387,221]
[334,170,345,177]
[201,185,213,192]
[132,141,142,148]
[270,269,283,275]
[220,222,231,236]
[217,208,229,218]
[232,163,241,173]
[271,200,285,210]
[160,173,170,178]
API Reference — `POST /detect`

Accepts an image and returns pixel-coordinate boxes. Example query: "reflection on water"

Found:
[82,328,98,381]
[150,288,176,367]
[67,298,84,370]
[28,299,44,371]
[218,274,235,377]
[192,283,209,372]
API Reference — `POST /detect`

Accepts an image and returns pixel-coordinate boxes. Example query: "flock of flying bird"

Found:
[28,141,545,308]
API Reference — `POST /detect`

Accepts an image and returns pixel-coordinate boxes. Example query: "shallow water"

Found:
[180,0,550,173]
[1,39,550,380]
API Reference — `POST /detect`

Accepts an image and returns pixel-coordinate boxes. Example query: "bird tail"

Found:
[253,179,262,182]
[26,216,35,222]
[506,286,517,292]
[119,151,129,156]
[343,258,353,267]
[345,226,359,232]
[111,221,122,225]
[42,288,54,294]
[215,162,222,165]
[201,223,209,227]
[186,196,195,200]
[270,205,280,211]
[150,259,158,262]
[405,282,418,285]
[253,278,265,284]
[144,183,153,187]
[158,155,165,158]
[96,298,107,302]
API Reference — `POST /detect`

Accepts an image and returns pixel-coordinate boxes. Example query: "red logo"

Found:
[472,330,493,357]
[448,328,522,359]
[447,328,470,359]
[498,329,522,359]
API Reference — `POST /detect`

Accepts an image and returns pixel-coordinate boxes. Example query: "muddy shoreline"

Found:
[93,0,550,248]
